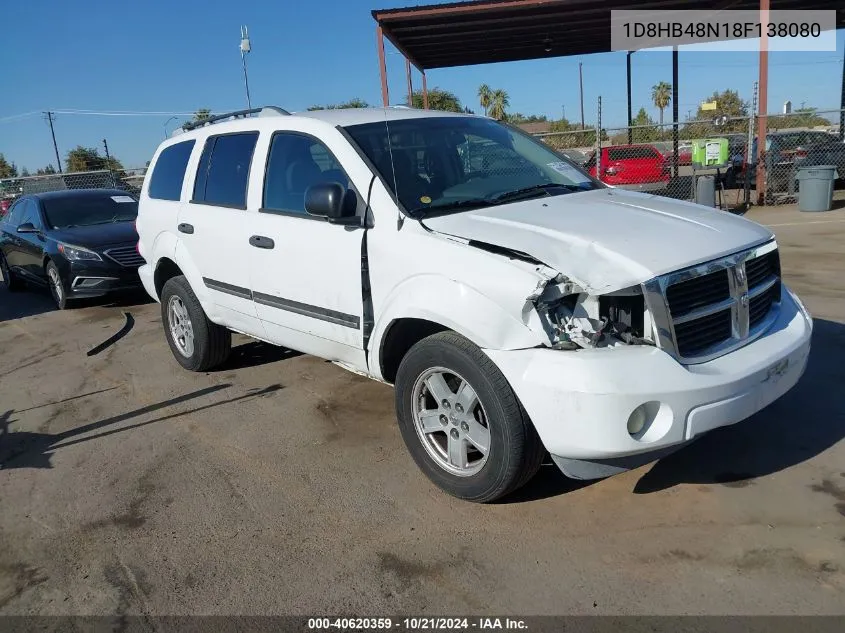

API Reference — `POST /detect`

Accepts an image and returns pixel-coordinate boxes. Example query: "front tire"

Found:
[46,260,69,309]
[395,331,544,503]
[160,275,231,371]
[0,253,23,292]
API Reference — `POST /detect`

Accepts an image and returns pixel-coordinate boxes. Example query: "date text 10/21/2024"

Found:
[307,618,528,630]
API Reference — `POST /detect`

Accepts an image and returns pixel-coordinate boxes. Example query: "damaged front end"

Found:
[529,274,656,351]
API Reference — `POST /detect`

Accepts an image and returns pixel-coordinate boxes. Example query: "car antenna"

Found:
[384,108,404,230]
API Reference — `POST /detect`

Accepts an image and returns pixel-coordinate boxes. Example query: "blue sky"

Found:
[2,0,843,171]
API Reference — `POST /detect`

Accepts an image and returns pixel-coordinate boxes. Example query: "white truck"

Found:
[136,106,812,502]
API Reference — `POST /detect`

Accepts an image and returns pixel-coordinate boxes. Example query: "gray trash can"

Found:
[695,175,716,208]
[796,165,838,212]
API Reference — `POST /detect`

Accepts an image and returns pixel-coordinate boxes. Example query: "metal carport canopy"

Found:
[372,0,844,71]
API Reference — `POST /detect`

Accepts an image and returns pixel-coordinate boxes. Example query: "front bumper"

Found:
[55,258,143,298]
[484,287,812,478]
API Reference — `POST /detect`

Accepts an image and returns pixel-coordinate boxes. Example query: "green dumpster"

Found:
[796,165,838,212]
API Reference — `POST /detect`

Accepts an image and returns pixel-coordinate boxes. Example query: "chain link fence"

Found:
[534,108,844,208]
[0,168,146,213]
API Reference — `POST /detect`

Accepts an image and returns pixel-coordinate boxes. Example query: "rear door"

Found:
[177,131,265,337]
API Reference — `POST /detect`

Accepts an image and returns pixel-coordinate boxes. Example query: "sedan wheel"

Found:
[46,261,68,309]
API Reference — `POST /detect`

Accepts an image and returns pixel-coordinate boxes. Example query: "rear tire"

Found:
[395,331,544,503]
[161,275,231,371]
[0,253,23,292]
[46,260,70,310]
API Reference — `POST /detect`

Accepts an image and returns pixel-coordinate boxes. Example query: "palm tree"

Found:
[651,82,672,126]
[478,84,492,116]
[489,89,510,120]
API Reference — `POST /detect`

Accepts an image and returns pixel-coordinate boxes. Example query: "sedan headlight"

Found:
[57,242,102,262]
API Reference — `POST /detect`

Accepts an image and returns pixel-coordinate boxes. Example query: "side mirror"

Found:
[17,223,38,234]
[304,182,358,224]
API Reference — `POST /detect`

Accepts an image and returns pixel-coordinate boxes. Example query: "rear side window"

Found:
[193,132,259,208]
[608,147,659,161]
[148,140,196,201]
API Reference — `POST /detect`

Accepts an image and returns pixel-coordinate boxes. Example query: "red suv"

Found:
[586,144,670,192]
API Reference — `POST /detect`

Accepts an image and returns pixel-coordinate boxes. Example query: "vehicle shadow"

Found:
[0,383,283,470]
[0,286,153,324]
[634,317,845,492]
[214,341,302,372]
[0,286,55,323]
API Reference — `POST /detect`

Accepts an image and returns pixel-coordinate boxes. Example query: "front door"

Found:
[247,130,368,368]
[17,199,48,280]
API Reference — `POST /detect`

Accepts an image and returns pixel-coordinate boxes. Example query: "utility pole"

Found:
[45,111,62,173]
[561,104,565,121]
[103,138,115,185]
[240,25,252,110]
[579,62,585,129]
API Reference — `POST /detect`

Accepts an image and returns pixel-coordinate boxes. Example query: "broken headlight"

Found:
[534,280,653,350]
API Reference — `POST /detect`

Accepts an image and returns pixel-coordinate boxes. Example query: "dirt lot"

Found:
[1,205,844,616]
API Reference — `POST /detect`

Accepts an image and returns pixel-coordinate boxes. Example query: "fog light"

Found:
[627,405,648,436]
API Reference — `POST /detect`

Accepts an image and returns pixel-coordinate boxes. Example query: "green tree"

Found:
[36,165,57,175]
[630,107,660,142]
[489,89,510,120]
[307,98,369,110]
[768,106,832,130]
[477,84,492,116]
[0,154,18,179]
[182,108,212,129]
[65,146,124,173]
[651,81,672,126]
[411,88,462,112]
[20,167,31,177]
[687,89,749,136]
[509,113,548,124]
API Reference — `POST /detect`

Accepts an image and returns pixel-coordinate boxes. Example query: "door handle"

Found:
[249,235,275,249]
[178,223,194,234]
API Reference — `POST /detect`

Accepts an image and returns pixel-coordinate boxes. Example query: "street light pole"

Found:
[240,25,252,110]
[163,116,178,139]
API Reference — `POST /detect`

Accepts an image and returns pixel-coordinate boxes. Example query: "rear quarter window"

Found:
[608,147,659,161]
[148,140,196,201]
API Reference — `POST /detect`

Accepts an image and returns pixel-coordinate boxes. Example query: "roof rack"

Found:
[180,106,290,132]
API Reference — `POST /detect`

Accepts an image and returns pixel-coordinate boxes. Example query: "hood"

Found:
[421,188,774,293]
[48,221,138,250]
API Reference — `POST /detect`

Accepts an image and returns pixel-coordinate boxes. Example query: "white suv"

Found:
[137,106,812,502]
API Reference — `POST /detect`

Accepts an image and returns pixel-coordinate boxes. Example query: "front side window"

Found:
[262,133,351,215]
[148,140,195,201]
[42,193,138,229]
[344,116,600,217]
[193,132,259,208]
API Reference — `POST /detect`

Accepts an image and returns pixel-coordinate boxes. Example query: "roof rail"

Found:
[181,106,290,132]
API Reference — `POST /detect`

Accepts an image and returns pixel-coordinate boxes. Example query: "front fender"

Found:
[369,274,546,379]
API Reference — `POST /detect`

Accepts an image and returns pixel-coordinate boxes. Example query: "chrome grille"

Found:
[643,241,781,364]
[104,245,145,267]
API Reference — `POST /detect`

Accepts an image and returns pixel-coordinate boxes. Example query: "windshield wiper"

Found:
[411,198,492,218]
[491,182,584,203]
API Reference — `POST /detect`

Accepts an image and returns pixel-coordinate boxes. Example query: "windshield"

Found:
[344,116,601,216]
[42,192,138,229]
